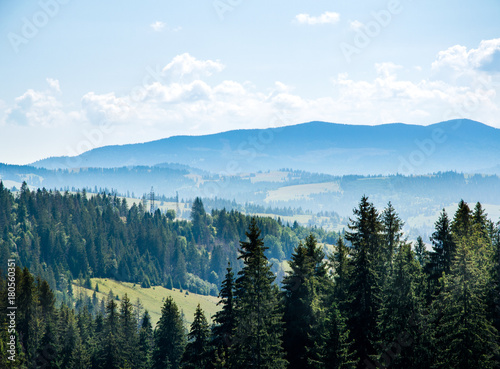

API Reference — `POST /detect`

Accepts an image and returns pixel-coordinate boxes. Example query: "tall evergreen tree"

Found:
[231,218,287,369]
[376,244,425,369]
[428,209,455,296]
[323,303,356,369]
[153,296,186,369]
[120,294,139,367]
[182,304,211,369]
[344,196,383,368]
[381,202,404,275]
[431,237,498,369]
[414,236,428,269]
[211,263,236,365]
[282,234,329,369]
[451,199,472,240]
[138,310,154,369]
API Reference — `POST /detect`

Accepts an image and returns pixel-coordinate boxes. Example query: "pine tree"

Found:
[211,263,236,364]
[451,199,472,240]
[182,304,211,369]
[331,236,351,308]
[414,236,428,269]
[431,237,498,369]
[381,202,404,275]
[428,209,455,297]
[120,294,139,367]
[324,303,356,369]
[471,202,490,241]
[344,196,383,368]
[98,298,121,369]
[231,218,287,369]
[376,244,425,369]
[153,296,186,369]
[138,310,154,369]
[282,234,329,368]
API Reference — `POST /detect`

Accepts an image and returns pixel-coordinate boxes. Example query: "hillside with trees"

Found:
[1,190,499,368]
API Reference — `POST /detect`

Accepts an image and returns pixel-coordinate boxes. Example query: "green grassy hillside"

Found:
[74,278,220,327]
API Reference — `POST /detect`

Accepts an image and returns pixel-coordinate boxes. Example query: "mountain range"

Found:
[32,119,500,175]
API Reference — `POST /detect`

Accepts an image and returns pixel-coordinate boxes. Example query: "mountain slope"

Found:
[32,119,500,175]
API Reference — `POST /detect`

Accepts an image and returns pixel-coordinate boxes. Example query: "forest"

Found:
[1,182,500,368]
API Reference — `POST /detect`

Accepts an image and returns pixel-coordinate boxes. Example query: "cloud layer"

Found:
[2,39,500,162]
[295,11,340,25]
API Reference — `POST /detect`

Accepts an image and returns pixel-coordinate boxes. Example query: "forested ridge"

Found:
[0,181,340,300]
[1,181,500,368]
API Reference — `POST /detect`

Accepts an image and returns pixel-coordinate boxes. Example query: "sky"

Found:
[0,0,499,164]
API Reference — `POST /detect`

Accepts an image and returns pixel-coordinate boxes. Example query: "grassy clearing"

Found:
[73,278,220,328]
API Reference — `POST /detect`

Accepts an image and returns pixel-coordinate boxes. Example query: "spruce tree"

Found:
[324,303,356,369]
[282,234,329,368]
[376,244,425,369]
[182,304,211,369]
[428,209,455,297]
[120,294,139,367]
[211,263,236,364]
[431,237,498,369]
[138,310,154,369]
[231,218,287,369]
[381,202,404,275]
[451,199,472,240]
[98,298,121,369]
[414,236,428,269]
[344,196,383,368]
[331,236,351,307]
[153,296,186,369]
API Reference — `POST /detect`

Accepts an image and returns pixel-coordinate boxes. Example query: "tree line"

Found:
[0,182,338,300]
[1,193,499,368]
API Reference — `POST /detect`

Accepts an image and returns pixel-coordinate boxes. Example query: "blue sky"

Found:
[1,0,499,164]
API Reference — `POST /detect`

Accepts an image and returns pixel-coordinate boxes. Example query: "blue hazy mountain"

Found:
[32,119,500,175]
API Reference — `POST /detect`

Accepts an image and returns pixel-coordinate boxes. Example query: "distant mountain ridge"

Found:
[32,119,500,175]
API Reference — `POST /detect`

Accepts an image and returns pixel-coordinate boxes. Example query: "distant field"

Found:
[265,181,341,202]
[74,278,220,327]
[247,171,290,183]
[406,202,500,230]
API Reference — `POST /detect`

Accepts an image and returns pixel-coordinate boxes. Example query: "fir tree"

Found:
[344,196,383,368]
[153,296,186,369]
[431,237,498,369]
[138,310,154,369]
[376,244,425,369]
[381,202,404,276]
[211,263,236,364]
[231,218,287,369]
[282,234,329,369]
[182,304,211,369]
[428,209,455,296]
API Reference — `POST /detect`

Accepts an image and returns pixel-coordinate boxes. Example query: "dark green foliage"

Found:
[282,234,330,368]
[211,263,236,364]
[153,296,186,369]
[182,304,211,369]
[428,209,455,295]
[231,218,287,369]
[431,237,498,369]
[381,202,404,275]
[344,196,383,367]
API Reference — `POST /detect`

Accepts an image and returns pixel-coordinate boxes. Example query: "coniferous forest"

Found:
[1,182,500,368]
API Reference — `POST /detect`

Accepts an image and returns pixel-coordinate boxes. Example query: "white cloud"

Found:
[150,21,166,32]
[3,45,500,164]
[6,88,66,127]
[295,11,340,25]
[162,53,225,82]
[432,38,500,73]
[46,78,61,93]
[349,20,364,31]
